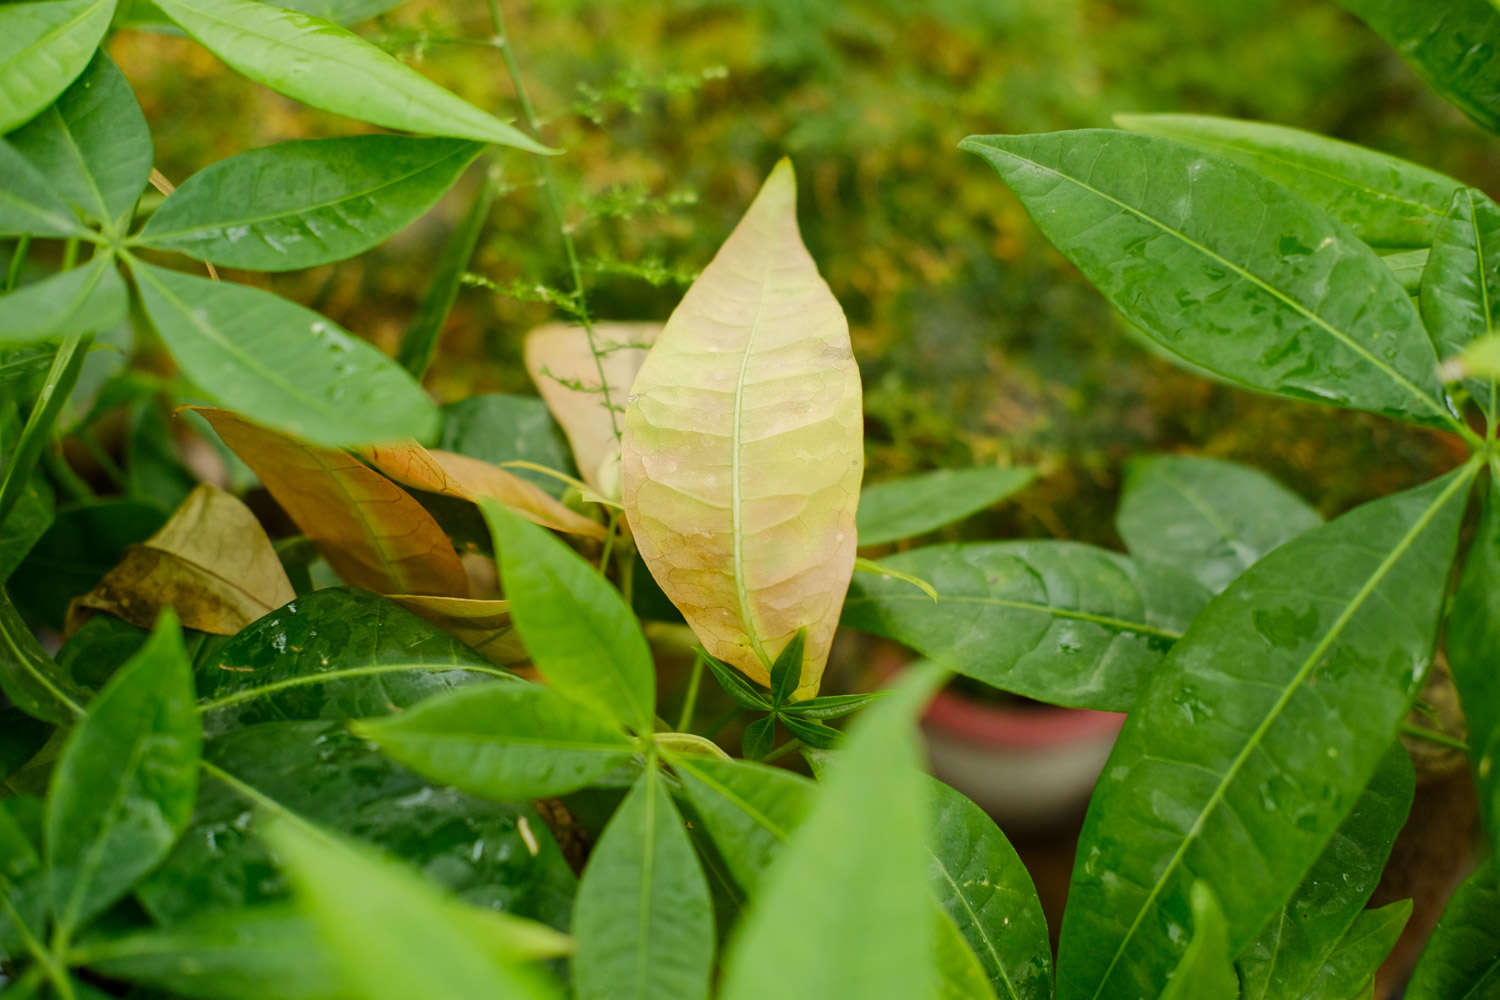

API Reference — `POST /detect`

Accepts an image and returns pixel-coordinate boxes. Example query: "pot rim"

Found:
[923,686,1125,749]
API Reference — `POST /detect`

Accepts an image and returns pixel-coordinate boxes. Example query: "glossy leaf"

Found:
[927,779,1052,1000]
[1296,901,1410,1000]
[1449,484,1500,855]
[0,0,116,134]
[1159,883,1237,1000]
[622,160,862,698]
[7,52,152,230]
[71,483,297,635]
[718,663,946,1000]
[195,408,468,596]
[572,766,713,1000]
[1421,187,1500,418]
[482,499,655,733]
[262,816,564,1000]
[526,321,659,493]
[150,0,552,152]
[1116,455,1321,593]
[1113,113,1461,249]
[669,755,814,893]
[842,541,1208,711]
[961,130,1457,429]
[1054,467,1472,1000]
[0,139,91,237]
[1405,860,1500,999]
[45,612,200,934]
[1237,746,1414,1000]
[353,680,636,800]
[0,254,127,344]
[438,393,576,498]
[385,593,525,665]
[1336,0,1500,135]
[133,267,439,447]
[138,136,483,271]
[399,179,495,377]
[858,467,1036,547]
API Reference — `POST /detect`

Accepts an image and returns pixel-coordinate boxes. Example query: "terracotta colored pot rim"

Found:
[922,687,1125,749]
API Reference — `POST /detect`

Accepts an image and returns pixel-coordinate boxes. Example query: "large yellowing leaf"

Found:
[621,160,862,698]
[385,594,526,665]
[363,442,605,540]
[68,484,295,635]
[195,408,469,597]
[524,321,660,494]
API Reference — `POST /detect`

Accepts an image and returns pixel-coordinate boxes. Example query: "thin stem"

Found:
[60,238,79,271]
[676,650,705,732]
[598,509,620,575]
[78,426,127,492]
[5,236,30,291]
[1400,721,1469,753]
[0,330,94,524]
[761,738,803,764]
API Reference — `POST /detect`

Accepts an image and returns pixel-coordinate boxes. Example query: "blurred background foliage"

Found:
[106,0,1498,545]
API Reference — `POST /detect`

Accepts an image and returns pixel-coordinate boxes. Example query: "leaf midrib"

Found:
[729,246,773,669]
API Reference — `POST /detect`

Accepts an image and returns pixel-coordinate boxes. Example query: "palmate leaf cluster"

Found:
[2,0,1500,998]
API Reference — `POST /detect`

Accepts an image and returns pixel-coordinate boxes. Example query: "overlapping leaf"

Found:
[1421,187,1500,419]
[857,467,1036,547]
[1405,860,1500,999]
[0,255,127,344]
[0,0,116,134]
[1449,481,1500,855]
[0,140,91,237]
[1159,883,1236,1000]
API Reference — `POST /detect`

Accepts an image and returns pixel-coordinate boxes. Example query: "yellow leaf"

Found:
[195,408,469,598]
[621,160,862,699]
[69,483,295,635]
[385,594,527,666]
[524,321,660,494]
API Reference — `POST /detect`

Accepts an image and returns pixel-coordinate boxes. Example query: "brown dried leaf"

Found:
[385,593,526,666]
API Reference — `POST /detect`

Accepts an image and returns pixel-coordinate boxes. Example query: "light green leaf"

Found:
[353,680,637,800]
[572,766,713,1000]
[669,754,815,893]
[934,907,1000,1000]
[276,0,403,22]
[1405,860,1500,999]
[0,254,126,344]
[961,130,1457,431]
[0,0,116,135]
[1159,883,1237,1000]
[7,52,152,230]
[1116,455,1321,593]
[621,158,863,699]
[1295,901,1410,1000]
[1113,113,1462,249]
[842,541,1208,711]
[130,260,439,447]
[1449,485,1500,856]
[150,0,552,152]
[1422,188,1500,419]
[1382,248,1429,293]
[45,611,200,935]
[857,467,1035,547]
[481,498,655,734]
[1054,466,1473,1000]
[137,135,483,271]
[0,139,91,237]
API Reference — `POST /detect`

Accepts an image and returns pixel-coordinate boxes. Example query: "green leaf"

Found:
[780,714,840,749]
[857,467,1036,547]
[1449,484,1500,856]
[137,136,483,271]
[137,721,576,928]
[1116,455,1322,594]
[1405,859,1500,999]
[926,779,1052,1000]
[934,907,1001,1000]
[572,766,714,1000]
[1054,466,1472,1000]
[0,398,55,581]
[854,555,939,600]
[0,139,90,237]
[0,587,86,725]
[961,130,1457,430]
[7,52,152,230]
[0,254,127,344]
[398,178,495,378]
[768,628,806,706]
[45,611,200,935]
[195,587,498,737]
[1113,113,1462,250]
[12,498,165,632]
[1294,900,1410,1000]
[55,614,147,692]
[1382,247,1429,293]
[130,261,439,447]
[1159,883,1237,1000]
[740,715,775,760]
[1421,188,1500,419]
[439,394,576,498]
[1335,0,1500,135]
[269,0,402,23]
[0,708,51,780]
[701,651,771,710]
[0,796,46,965]
[481,498,655,734]
[1237,746,1414,1000]
[843,541,1208,711]
[261,815,564,1000]
[150,0,552,153]
[784,690,885,720]
[354,680,637,800]
[718,663,947,1000]
[669,755,814,894]
[0,0,116,134]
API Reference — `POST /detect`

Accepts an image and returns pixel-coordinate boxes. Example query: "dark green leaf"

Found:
[961,130,1457,430]
[56,614,147,691]
[1116,454,1321,593]
[780,714,840,750]
[0,0,116,134]
[399,178,495,378]
[702,651,771,711]
[769,628,806,706]
[1113,113,1462,249]
[124,395,197,512]
[740,716,775,760]
[0,397,55,582]
[669,755,814,894]
[1295,900,1410,1000]
[783,690,884,720]
[857,467,1036,547]
[1405,859,1500,999]
[439,394,576,498]
[1055,467,1472,1000]
[0,707,51,779]
[131,261,439,447]
[572,766,713,1000]
[150,0,552,152]
[482,499,655,734]
[0,254,127,344]
[7,52,152,230]
[138,136,483,271]
[927,779,1051,1000]
[12,498,165,631]
[1421,188,1500,419]
[0,140,90,238]
[1449,482,1500,856]
[1159,883,1236,1000]
[45,612,200,935]
[0,795,46,965]
[354,680,637,800]
[843,541,1208,711]
[0,587,87,724]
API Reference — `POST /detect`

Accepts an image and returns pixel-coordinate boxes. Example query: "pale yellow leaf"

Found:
[69,483,296,635]
[620,159,862,698]
[524,321,660,494]
[194,408,469,598]
[385,594,527,666]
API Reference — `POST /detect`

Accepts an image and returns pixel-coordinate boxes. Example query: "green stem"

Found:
[60,239,79,272]
[78,426,127,492]
[761,738,803,764]
[0,330,93,524]
[43,448,95,503]
[676,650,705,732]
[5,236,30,291]
[1400,721,1469,753]
[598,509,620,575]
